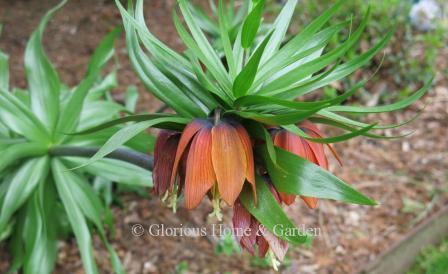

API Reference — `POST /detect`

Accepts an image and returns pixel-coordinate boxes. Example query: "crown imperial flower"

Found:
[153,118,256,213]
[271,120,342,208]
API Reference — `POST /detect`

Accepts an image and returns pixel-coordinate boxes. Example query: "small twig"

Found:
[49,146,154,171]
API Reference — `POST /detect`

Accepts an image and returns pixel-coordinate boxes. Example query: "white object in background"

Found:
[410,0,442,31]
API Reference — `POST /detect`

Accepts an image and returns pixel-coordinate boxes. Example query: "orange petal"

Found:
[170,119,209,188]
[274,130,306,157]
[184,128,215,209]
[304,130,328,169]
[301,196,318,209]
[211,122,247,206]
[299,139,319,209]
[273,131,302,205]
[300,121,343,166]
[235,124,256,204]
[279,192,296,205]
[300,137,318,164]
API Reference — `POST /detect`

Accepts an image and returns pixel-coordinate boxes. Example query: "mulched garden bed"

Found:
[1,0,446,273]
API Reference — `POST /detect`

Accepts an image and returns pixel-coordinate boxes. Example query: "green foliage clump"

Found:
[0,1,153,273]
[408,239,448,274]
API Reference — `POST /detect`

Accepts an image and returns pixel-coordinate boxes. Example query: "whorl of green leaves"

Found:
[99,0,431,248]
[0,2,153,273]
[69,0,432,253]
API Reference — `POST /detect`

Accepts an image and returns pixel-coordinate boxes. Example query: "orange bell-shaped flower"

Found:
[167,119,256,209]
[271,120,342,209]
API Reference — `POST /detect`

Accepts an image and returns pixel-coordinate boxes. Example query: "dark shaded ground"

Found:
[0,0,447,273]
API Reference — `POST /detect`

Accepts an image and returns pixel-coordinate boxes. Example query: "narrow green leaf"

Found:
[326,78,432,113]
[8,208,26,273]
[188,1,220,36]
[57,28,120,134]
[70,114,190,135]
[0,142,47,174]
[218,0,237,78]
[60,167,125,274]
[308,117,412,139]
[260,7,371,94]
[0,157,50,233]
[241,0,265,48]
[232,104,329,125]
[125,85,139,112]
[177,0,232,90]
[282,123,376,144]
[86,72,118,101]
[260,0,297,63]
[239,175,308,244]
[0,50,9,90]
[25,0,66,130]
[78,117,181,167]
[236,80,366,110]
[279,29,393,99]
[233,32,273,98]
[318,109,420,130]
[78,101,126,131]
[122,8,208,117]
[0,89,50,142]
[23,180,58,274]
[261,146,376,205]
[52,159,99,274]
[67,126,155,154]
[260,0,346,79]
[64,157,152,187]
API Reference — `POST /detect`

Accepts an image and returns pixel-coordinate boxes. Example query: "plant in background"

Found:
[77,0,431,271]
[0,1,154,273]
[293,0,445,103]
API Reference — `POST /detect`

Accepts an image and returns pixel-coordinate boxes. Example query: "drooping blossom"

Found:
[153,119,256,211]
[271,120,342,208]
[232,178,288,269]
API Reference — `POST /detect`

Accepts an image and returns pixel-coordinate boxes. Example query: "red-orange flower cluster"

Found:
[153,119,256,209]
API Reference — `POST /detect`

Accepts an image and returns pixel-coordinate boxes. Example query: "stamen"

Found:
[208,184,223,221]
[267,248,281,271]
[162,185,179,213]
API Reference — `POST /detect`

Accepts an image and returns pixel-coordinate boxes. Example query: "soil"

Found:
[0,0,447,273]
